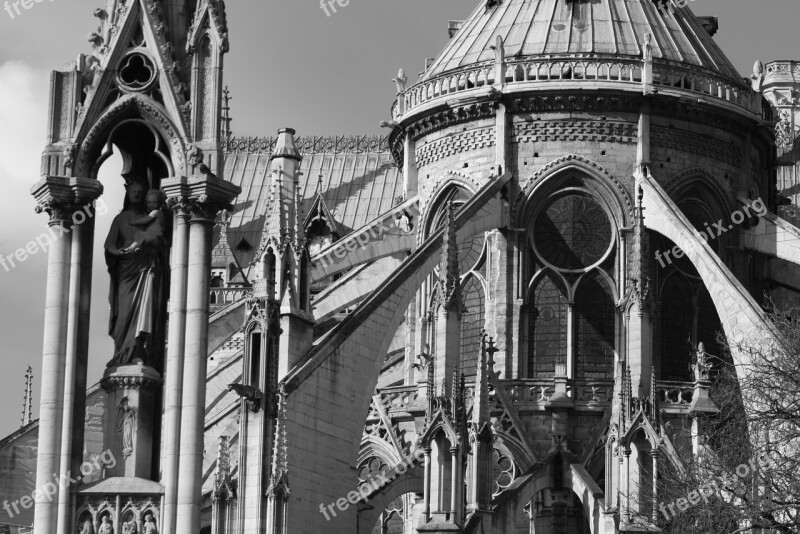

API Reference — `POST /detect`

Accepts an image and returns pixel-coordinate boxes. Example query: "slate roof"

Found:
[424,0,742,82]
[219,135,403,273]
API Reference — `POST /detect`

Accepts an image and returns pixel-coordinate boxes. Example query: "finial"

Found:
[21,366,33,427]
[222,86,233,144]
[486,336,499,371]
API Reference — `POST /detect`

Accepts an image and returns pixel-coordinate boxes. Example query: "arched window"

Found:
[459,274,485,377]
[574,272,615,380]
[525,186,618,379]
[528,272,568,378]
[660,273,693,381]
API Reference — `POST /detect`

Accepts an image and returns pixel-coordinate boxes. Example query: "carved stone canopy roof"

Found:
[423,0,742,83]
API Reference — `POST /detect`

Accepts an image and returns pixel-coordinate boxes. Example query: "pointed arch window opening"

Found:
[423,185,488,383]
[526,189,618,380]
[91,118,174,184]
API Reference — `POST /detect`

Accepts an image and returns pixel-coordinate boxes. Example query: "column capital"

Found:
[31,176,104,223]
[161,174,241,223]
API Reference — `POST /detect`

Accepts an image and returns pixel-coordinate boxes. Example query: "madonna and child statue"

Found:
[101,176,168,479]
[104,177,170,371]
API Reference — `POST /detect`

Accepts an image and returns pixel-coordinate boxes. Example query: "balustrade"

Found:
[393,57,752,119]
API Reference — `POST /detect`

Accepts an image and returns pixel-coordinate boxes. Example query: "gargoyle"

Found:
[227,383,264,412]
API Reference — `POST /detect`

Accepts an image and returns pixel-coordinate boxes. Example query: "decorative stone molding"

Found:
[415,126,495,168]
[100,374,162,392]
[225,135,390,155]
[77,94,187,177]
[512,119,637,145]
[407,102,496,142]
[100,366,162,393]
[508,93,640,114]
[31,176,105,223]
[161,174,241,224]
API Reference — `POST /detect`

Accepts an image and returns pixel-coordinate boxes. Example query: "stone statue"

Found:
[98,516,113,534]
[121,518,136,534]
[116,397,137,459]
[79,519,94,534]
[693,342,713,381]
[143,513,158,534]
[104,178,170,370]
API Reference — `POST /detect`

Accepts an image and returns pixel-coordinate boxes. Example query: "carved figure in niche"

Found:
[98,515,113,534]
[116,397,137,459]
[79,518,94,534]
[143,512,158,534]
[105,177,170,370]
[121,518,136,534]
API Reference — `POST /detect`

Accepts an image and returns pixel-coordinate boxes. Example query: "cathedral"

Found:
[8,0,800,533]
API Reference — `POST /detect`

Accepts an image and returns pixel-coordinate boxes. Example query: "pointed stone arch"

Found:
[76,94,187,178]
[513,154,634,229]
[663,167,734,215]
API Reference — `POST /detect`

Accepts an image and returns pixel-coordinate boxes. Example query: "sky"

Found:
[0,0,797,438]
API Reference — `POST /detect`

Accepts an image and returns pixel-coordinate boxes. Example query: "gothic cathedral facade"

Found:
[25,0,800,533]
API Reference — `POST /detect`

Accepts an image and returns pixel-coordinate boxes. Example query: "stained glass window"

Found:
[528,272,569,378]
[574,272,615,380]
[460,275,485,377]
[533,194,613,271]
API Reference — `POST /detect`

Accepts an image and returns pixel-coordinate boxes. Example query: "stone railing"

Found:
[656,381,695,406]
[493,378,614,407]
[209,286,251,308]
[763,60,800,85]
[379,385,421,412]
[394,57,754,119]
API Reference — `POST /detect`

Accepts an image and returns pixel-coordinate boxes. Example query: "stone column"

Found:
[176,202,216,534]
[161,203,191,534]
[160,175,239,534]
[57,206,96,534]
[31,177,102,534]
[32,211,71,534]
[423,448,432,520]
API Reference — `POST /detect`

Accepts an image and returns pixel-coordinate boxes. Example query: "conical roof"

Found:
[424,0,741,83]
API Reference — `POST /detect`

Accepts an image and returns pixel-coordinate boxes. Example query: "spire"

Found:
[629,185,651,315]
[621,363,633,422]
[257,128,305,259]
[268,386,290,495]
[222,86,233,145]
[439,201,463,313]
[21,366,33,427]
[472,333,490,427]
[649,364,658,420]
